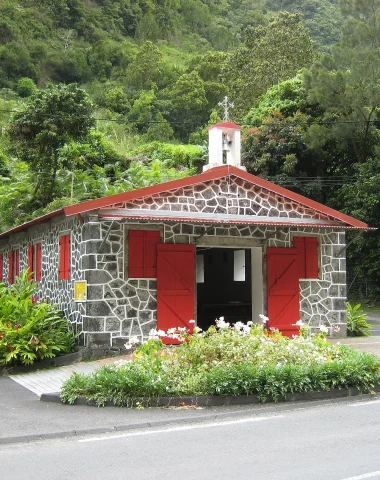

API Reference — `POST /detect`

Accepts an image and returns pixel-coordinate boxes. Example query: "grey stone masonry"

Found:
[300,231,347,336]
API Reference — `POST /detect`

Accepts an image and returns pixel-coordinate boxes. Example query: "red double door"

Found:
[155,237,318,340]
[267,237,319,336]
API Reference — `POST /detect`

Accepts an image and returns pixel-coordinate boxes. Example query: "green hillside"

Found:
[1,0,380,299]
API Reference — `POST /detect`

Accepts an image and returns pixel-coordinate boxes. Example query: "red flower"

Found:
[0,333,3,340]
[5,322,9,328]
[8,345,13,351]
[15,324,19,330]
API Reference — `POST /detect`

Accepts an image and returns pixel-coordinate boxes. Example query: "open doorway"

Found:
[196,247,263,330]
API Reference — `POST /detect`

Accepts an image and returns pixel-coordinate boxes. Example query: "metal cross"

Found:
[218,96,234,121]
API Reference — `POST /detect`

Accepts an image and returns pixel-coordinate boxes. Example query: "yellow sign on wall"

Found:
[74,281,87,302]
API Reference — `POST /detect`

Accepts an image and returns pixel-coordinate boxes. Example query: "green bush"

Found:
[0,271,76,365]
[347,302,372,336]
[61,320,380,406]
[16,77,36,97]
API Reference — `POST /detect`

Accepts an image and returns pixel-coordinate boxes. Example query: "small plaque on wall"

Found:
[74,281,87,302]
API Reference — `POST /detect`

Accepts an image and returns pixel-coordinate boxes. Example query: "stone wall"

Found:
[300,231,346,336]
[0,215,85,336]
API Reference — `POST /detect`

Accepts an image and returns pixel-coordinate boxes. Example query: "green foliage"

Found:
[16,77,37,98]
[303,0,380,165]
[346,303,372,337]
[60,320,380,406]
[224,12,315,119]
[114,159,193,190]
[131,142,204,169]
[267,0,343,51]
[8,83,95,205]
[0,271,76,366]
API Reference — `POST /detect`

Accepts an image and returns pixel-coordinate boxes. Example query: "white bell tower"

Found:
[203,97,246,172]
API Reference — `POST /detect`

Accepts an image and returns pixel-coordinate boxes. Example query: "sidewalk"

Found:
[8,355,129,397]
[330,335,380,355]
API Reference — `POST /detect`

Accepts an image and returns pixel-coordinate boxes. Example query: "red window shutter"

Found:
[59,235,70,280]
[292,236,306,278]
[144,231,161,277]
[305,237,319,278]
[8,251,14,284]
[15,250,20,277]
[293,236,319,279]
[28,245,34,279]
[35,243,42,282]
[129,230,145,278]
[0,254,3,282]
[128,230,160,278]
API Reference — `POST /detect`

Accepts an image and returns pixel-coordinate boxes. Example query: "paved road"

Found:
[1,394,380,480]
[367,312,380,336]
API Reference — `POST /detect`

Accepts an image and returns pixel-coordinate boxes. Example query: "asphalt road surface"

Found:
[1,396,380,480]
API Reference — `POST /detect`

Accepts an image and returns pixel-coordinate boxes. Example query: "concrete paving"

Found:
[8,355,129,397]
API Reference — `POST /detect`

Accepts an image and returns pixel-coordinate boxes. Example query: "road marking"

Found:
[340,471,380,480]
[349,400,380,407]
[79,415,284,443]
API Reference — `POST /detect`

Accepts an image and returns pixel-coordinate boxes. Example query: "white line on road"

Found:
[349,400,380,407]
[341,470,380,480]
[79,414,284,443]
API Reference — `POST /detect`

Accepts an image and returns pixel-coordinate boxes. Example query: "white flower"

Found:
[319,325,329,333]
[189,319,195,324]
[167,327,177,335]
[295,320,304,326]
[129,335,140,345]
[234,321,244,330]
[259,314,269,324]
[216,317,230,329]
[157,330,166,337]
[148,329,159,340]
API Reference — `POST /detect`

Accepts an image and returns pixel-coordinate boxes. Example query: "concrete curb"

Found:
[40,383,380,407]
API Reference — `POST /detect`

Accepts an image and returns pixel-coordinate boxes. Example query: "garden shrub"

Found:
[61,319,380,406]
[0,271,76,365]
[347,302,372,336]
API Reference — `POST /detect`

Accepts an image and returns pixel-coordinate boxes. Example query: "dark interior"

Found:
[196,248,252,330]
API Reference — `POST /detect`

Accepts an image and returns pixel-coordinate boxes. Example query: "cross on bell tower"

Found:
[218,96,234,121]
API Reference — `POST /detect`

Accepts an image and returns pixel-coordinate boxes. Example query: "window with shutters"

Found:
[28,243,42,282]
[59,234,71,280]
[128,230,160,278]
[8,249,19,284]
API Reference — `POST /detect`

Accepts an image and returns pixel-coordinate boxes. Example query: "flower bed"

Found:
[61,320,380,407]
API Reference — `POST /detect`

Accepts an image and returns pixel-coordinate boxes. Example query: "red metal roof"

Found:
[207,122,242,131]
[0,209,65,239]
[0,165,369,238]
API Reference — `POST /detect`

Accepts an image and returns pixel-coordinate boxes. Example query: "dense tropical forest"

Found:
[0,0,379,299]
